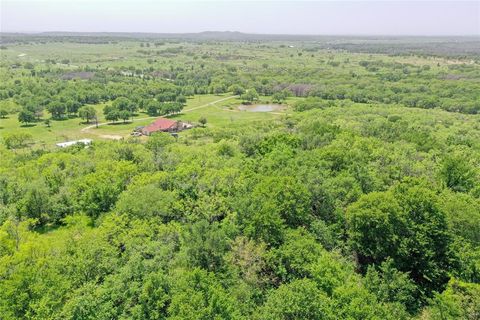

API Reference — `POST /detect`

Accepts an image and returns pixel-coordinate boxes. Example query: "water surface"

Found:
[238,104,284,112]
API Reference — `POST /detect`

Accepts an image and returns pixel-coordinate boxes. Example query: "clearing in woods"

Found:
[1,94,288,146]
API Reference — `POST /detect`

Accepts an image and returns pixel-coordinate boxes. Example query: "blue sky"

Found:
[1,0,479,35]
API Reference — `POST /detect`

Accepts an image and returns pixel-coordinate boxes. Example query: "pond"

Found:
[238,104,284,112]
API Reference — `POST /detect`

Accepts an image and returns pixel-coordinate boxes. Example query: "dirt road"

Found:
[81,95,237,139]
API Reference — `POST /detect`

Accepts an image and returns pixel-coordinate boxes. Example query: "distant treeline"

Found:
[1,32,479,57]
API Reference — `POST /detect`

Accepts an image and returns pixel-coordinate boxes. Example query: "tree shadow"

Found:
[167,113,184,118]
[20,123,37,128]
[107,121,133,126]
[52,117,69,122]
[79,120,97,125]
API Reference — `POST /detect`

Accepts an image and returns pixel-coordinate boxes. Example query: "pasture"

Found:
[0,94,291,147]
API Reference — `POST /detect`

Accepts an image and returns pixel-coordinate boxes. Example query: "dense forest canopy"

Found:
[0,34,479,319]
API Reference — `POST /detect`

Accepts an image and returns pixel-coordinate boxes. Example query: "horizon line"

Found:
[2,30,479,38]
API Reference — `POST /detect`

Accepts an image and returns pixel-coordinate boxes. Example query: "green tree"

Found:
[168,269,241,319]
[424,279,480,320]
[439,191,480,244]
[146,100,160,116]
[213,85,226,95]
[0,100,19,117]
[439,152,476,193]
[243,176,311,245]
[119,110,131,123]
[181,220,231,272]
[346,191,402,266]
[3,132,33,149]
[176,95,187,104]
[267,228,324,282]
[16,180,51,223]
[241,88,259,104]
[65,100,81,115]
[198,116,207,127]
[115,184,178,221]
[18,109,35,125]
[73,161,137,218]
[182,86,195,97]
[47,101,66,119]
[112,97,136,113]
[228,85,245,96]
[346,180,454,295]
[0,108,8,118]
[145,132,175,169]
[258,279,333,320]
[103,105,120,123]
[364,259,419,313]
[78,106,97,123]
[272,90,289,103]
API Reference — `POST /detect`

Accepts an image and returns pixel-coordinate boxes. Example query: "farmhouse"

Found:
[141,118,192,135]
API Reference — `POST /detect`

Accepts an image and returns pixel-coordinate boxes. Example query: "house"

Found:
[56,139,92,148]
[141,118,180,135]
[140,118,194,136]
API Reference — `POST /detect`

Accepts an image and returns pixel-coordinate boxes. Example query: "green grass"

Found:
[0,94,291,148]
[169,96,293,128]
[3,39,462,149]
[0,102,108,145]
[85,95,290,136]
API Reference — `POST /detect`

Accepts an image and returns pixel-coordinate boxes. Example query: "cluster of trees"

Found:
[2,132,33,149]
[145,101,184,116]
[144,92,186,116]
[0,71,192,126]
[293,97,336,111]
[240,88,259,104]
[163,45,479,114]
[0,100,20,118]
[103,97,138,123]
[1,37,479,319]
[1,102,479,319]
[2,38,479,133]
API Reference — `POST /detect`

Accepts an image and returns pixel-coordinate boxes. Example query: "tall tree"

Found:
[18,109,35,125]
[78,106,97,123]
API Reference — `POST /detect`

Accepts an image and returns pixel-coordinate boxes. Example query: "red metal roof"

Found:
[143,118,177,133]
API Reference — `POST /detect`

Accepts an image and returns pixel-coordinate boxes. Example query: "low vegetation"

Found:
[0,34,479,319]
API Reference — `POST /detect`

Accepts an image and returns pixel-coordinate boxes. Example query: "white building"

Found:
[56,139,92,148]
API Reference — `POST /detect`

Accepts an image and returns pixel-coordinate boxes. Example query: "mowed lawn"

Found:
[0,94,291,148]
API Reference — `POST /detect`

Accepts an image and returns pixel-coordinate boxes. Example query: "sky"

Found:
[1,0,479,36]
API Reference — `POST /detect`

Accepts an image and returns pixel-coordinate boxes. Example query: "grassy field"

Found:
[2,39,477,149]
[0,101,109,146]
[0,94,291,148]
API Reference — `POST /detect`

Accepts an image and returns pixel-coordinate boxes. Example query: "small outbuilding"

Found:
[56,139,92,148]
